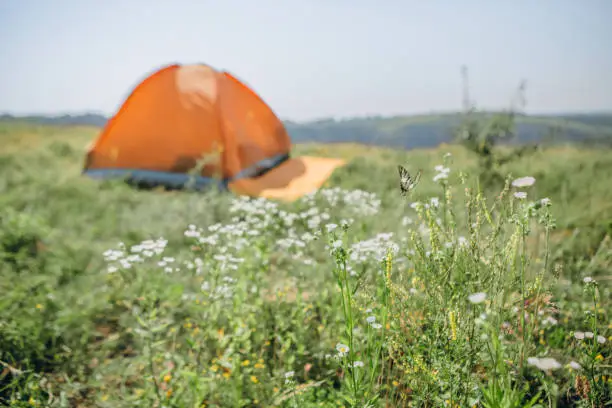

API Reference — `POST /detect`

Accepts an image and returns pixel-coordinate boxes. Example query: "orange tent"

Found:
[83,63,345,201]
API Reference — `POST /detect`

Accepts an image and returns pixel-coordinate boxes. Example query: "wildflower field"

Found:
[1,123,611,407]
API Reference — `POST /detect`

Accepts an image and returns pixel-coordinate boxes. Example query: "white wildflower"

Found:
[457,236,467,247]
[468,292,487,304]
[325,223,338,232]
[514,191,527,199]
[512,176,536,188]
[545,316,558,325]
[336,343,350,357]
[528,357,562,371]
[433,172,449,182]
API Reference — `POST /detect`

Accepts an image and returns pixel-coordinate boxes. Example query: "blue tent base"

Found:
[83,153,290,193]
[83,169,228,192]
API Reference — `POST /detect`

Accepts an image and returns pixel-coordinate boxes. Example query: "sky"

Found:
[1,0,611,122]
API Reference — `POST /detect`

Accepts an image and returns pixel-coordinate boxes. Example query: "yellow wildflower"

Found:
[449,310,457,341]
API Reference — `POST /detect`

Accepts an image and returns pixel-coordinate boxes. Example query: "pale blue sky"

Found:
[1,0,611,121]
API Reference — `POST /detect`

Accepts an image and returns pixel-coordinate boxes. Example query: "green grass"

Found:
[1,123,610,407]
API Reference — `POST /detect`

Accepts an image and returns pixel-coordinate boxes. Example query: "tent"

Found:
[83,63,345,201]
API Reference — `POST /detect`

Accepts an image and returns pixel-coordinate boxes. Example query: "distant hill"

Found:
[284,112,612,148]
[2,111,612,149]
[0,113,108,127]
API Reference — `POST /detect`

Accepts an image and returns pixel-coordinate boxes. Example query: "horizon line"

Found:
[2,109,612,124]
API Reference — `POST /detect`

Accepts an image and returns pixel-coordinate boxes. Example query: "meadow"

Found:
[0,122,610,407]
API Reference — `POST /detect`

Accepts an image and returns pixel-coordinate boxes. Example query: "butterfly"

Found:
[397,165,421,196]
